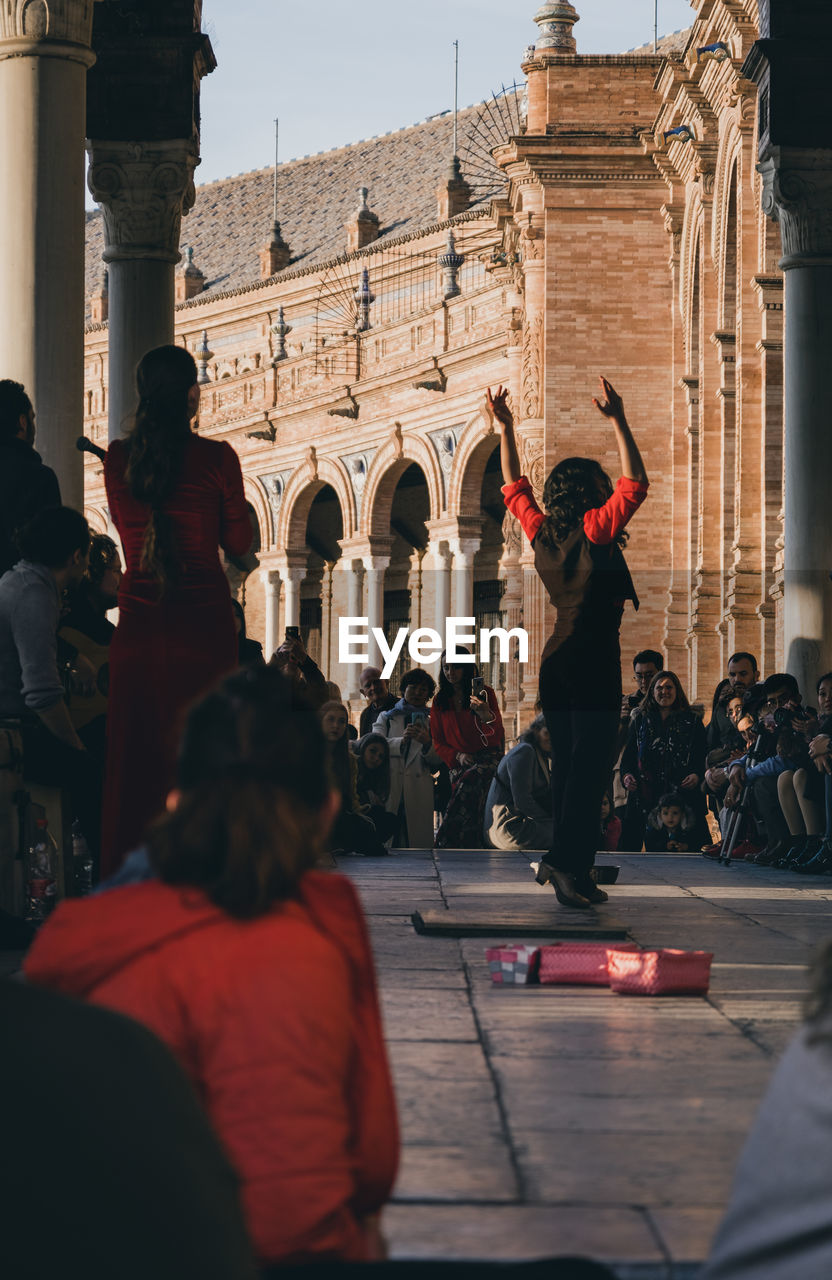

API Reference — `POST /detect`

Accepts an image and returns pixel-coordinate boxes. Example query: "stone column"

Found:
[449,537,479,621]
[0,2,97,507]
[341,558,364,699]
[363,558,389,669]
[282,566,305,630]
[758,148,832,695]
[87,139,199,441]
[261,568,281,660]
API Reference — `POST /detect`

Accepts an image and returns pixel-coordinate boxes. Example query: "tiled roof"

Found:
[84,97,511,319]
[626,27,692,56]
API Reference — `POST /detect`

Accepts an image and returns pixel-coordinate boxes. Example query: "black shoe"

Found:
[782,835,823,870]
[532,861,592,909]
[795,841,832,875]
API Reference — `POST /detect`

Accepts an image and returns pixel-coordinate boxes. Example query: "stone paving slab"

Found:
[341,849,832,1275]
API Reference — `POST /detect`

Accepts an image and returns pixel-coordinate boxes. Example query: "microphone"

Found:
[76,436,107,463]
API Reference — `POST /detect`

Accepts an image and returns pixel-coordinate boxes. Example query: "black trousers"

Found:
[21,720,103,862]
[538,653,620,881]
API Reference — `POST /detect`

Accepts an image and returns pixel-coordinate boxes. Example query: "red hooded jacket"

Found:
[25,871,398,1265]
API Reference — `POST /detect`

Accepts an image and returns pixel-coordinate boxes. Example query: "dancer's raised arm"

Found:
[592,377,648,486]
[486,386,521,485]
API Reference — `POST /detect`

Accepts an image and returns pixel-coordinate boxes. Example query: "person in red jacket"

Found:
[431,649,504,848]
[101,344,252,875]
[25,665,399,1267]
[488,378,648,908]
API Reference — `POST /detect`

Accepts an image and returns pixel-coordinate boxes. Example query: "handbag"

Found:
[538,941,639,987]
[606,948,713,996]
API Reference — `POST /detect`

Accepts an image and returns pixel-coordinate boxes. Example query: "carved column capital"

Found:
[87,138,200,265]
[758,146,832,268]
[0,0,96,60]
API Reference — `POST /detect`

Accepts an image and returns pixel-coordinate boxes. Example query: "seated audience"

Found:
[1,980,258,1280]
[600,792,621,852]
[615,649,662,848]
[372,668,440,849]
[645,792,697,852]
[25,665,399,1267]
[0,507,102,858]
[431,650,504,849]
[702,941,832,1279]
[269,632,328,708]
[620,670,708,850]
[230,599,264,667]
[358,666,398,738]
[320,701,388,857]
[354,733,397,843]
[706,652,759,753]
[725,673,807,865]
[484,714,552,851]
[59,532,121,769]
[0,379,61,577]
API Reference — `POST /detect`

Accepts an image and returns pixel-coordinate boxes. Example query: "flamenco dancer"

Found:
[488,378,648,908]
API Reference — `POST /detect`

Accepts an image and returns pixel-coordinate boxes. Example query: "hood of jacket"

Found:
[24,872,371,1001]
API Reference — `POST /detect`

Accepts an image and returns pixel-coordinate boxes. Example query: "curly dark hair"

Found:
[537,456,625,550]
[124,344,198,594]
[433,647,479,711]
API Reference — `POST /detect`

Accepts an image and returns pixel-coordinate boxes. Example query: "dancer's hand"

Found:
[486,385,513,430]
[622,773,637,792]
[680,773,699,790]
[592,376,625,423]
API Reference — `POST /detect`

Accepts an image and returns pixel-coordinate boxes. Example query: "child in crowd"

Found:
[646,792,696,852]
[320,702,388,857]
[600,793,621,852]
[354,733,397,843]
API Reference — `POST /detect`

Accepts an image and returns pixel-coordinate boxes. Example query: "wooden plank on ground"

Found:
[411,908,629,939]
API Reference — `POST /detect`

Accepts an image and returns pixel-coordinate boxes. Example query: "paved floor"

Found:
[346,849,832,1279]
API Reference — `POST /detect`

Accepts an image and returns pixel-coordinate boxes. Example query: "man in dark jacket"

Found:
[0,380,61,576]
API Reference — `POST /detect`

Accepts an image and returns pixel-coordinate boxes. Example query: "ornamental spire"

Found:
[532,2,580,54]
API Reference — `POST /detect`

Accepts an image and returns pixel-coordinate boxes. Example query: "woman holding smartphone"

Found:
[488,378,648,908]
[371,668,440,848]
[431,649,504,848]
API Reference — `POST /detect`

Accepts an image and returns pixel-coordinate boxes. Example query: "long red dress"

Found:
[102,435,251,873]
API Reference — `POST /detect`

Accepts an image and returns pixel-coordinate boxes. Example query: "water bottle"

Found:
[71,820,94,896]
[25,818,58,923]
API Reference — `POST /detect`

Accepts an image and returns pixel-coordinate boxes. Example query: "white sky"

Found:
[196,0,695,185]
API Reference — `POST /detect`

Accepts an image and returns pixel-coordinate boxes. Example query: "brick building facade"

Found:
[80,0,778,730]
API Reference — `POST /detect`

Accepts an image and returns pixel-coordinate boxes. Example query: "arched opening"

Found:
[386,462,429,693]
[302,485,343,672]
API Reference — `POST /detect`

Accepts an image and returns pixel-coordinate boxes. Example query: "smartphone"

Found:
[409,711,428,726]
[285,626,300,641]
[472,676,485,696]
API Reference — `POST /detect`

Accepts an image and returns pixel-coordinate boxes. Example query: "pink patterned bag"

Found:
[606,948,713,996]
[486,944,540,985]
[538,941,640,987]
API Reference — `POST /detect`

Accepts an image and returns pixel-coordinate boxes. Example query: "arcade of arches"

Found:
[2,1,832,736]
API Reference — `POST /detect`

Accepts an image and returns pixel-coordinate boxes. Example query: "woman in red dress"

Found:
[101,345,251,874]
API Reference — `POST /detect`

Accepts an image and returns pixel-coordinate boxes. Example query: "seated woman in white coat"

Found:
[484,715,553,851]
[371,668,441,849]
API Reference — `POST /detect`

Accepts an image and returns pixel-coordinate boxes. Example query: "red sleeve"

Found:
[430,703,459,769]
[501,476,544,544]
[583,476,648,545]
[218,443,253,558]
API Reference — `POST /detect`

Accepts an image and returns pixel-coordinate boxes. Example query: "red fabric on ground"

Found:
[24,871,399,1265]
[101,436,250,874]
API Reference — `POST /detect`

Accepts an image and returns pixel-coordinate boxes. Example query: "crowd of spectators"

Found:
[4,354,832,1277]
